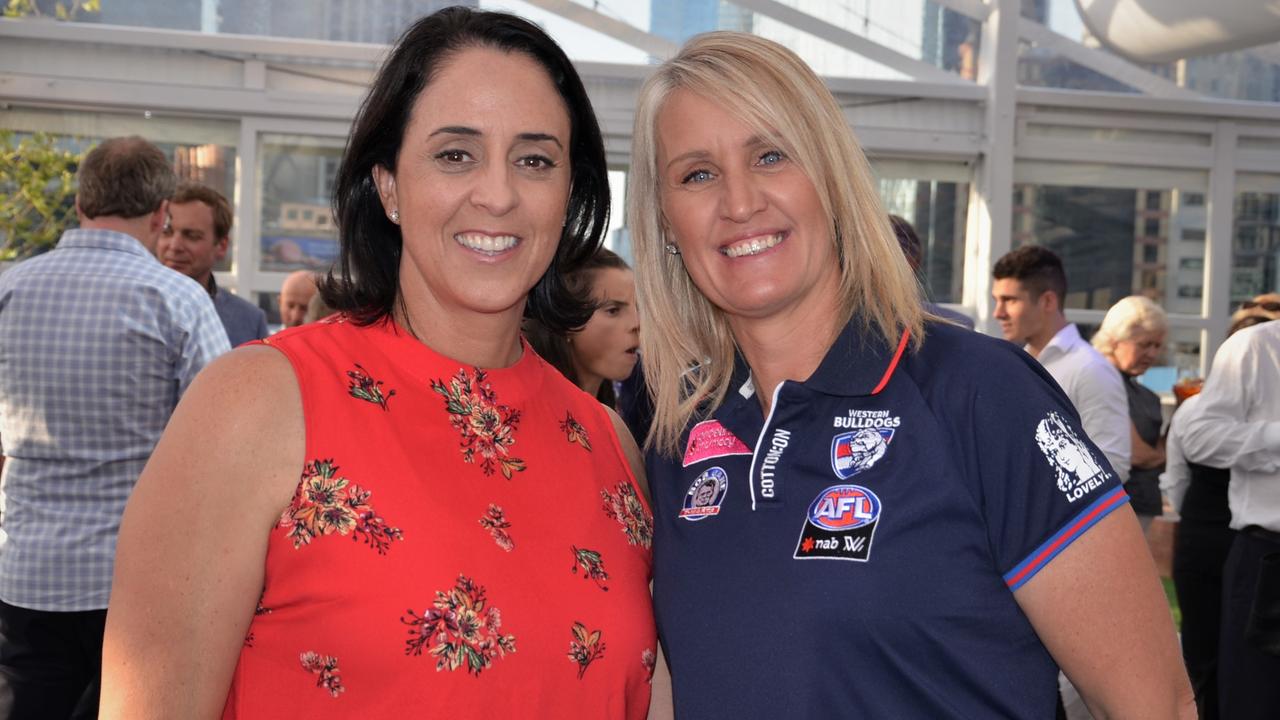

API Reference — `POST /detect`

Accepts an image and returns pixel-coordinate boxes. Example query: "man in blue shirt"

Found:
[157,182,269,347]
[0,136,230,718]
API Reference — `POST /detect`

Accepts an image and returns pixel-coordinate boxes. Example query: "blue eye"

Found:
[758,150,785,166]
[681,169,713,184]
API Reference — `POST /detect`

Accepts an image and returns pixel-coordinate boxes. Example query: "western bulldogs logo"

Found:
[794,484,882,562]
[831,428,893,479]
[680,467,728,521]
[1035,411,1111,503]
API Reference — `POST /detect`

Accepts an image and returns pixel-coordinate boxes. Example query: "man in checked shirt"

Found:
[0,136,229,719]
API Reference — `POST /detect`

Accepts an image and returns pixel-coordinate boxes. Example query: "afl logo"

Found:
[806,485,880,531]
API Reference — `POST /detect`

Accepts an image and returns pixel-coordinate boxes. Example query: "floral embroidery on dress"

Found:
[346,363,395,410]
[570,546,609,591]
[431,368,526,479]
[479,504,514,551]
[641,648,657,684]
[402,574,517,675]
[300,651,345,697]
[568,622,606,679]
[279,459,404,553]
[602,482,654,549]
[244,599,273,647]
[559,412,591,451]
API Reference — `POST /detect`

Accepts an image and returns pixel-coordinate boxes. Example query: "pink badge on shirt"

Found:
[682,420,752,467]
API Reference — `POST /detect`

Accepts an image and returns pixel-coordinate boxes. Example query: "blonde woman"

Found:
[1091,295,1169,530]
[630,32,1193,718]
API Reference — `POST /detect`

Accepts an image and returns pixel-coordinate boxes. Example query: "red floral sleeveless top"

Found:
[222,317,656,718]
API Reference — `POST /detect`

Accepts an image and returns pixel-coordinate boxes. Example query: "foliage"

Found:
[0,131,89,261]
[4,0,100,21]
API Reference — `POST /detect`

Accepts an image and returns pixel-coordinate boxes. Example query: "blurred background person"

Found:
[889,214,973,329]
[524,247,639,406]
[992,246,1132,487]
[1177,311,1280,719]
[1091,295,1169,531]
[277,269,317,328]
[158,181,268,346]
[1163,293,1280,719]
[101,9,663,718]
[0,136,228,720]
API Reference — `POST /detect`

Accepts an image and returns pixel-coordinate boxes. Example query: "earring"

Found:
[664,243,681,256]
[389,209,400,224]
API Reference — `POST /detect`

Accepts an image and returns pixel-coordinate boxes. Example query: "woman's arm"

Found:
[606,405,650,503]
[1129,421,1166,469]
[100,347,303,718]
[1013,507,1194,719]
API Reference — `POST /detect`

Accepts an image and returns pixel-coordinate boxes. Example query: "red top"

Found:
[223,316,656,718]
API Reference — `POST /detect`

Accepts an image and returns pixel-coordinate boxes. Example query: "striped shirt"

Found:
[0,228,230,611]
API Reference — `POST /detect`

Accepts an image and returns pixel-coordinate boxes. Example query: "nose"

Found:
[993,301,1007,319]
[720,170,766,223]
[471,161,519,216]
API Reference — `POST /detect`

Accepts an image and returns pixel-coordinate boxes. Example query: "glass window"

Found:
[877,176,969,304]
[258,134,344,273]
[0,107,237,267]
[1230,188,1280,304]
[1011,183,1205,316]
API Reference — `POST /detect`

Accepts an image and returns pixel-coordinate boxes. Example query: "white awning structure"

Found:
[1077,0,1280,63]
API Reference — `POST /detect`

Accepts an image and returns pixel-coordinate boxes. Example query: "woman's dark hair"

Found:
[525,248,630,405]
[322,6,610,332]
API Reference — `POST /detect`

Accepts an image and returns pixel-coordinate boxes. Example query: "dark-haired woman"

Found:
[525,248,640,407]
[101,8,661,718]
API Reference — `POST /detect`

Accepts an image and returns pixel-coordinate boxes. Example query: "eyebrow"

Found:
[429,126,563,149]
[663,134,775,172]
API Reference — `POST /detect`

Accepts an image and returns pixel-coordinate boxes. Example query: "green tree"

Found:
[0,132,90,260]
[4,0,100,21]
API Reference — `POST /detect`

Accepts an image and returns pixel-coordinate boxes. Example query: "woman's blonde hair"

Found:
[1091,295,1169,358]
[629,32,925,456]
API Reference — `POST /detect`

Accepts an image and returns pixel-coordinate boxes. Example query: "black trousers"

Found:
[1172,521,1234,720]
[1219,530,1280,720]
[0,600,106,720]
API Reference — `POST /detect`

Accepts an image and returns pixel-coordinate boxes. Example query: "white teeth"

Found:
[723,233,784,258]
[455,233,519,254]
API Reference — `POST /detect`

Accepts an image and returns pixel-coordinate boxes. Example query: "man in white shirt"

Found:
[1177,319,1280,719]
[992,246,1131,484]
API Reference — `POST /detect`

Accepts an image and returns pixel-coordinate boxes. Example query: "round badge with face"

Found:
[679,466,729,521]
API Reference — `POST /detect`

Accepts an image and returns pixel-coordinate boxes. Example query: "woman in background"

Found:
[101,8,662,718]
[1092,295,1169,531]
[629,31,1192,718]
[525,248,640,407]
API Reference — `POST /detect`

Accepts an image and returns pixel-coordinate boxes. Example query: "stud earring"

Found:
[389,209,400,224]
[664,243,681,256]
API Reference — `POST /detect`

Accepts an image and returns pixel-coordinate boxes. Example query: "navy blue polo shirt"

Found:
[649,320,1129,718]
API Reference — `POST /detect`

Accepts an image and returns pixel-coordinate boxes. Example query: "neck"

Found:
[1026,316,1068,358]
[578,374,604,400]
[730,308,842,416]
[394,294,524,370]
[79,216,156,252]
